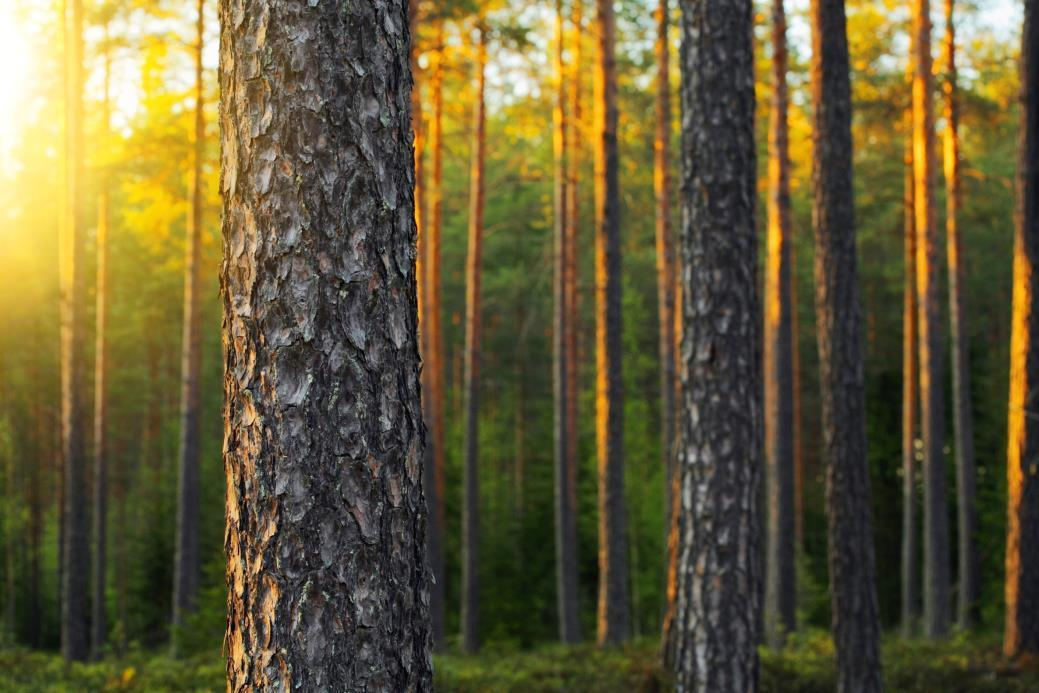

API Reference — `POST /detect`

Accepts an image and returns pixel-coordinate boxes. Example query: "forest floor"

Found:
[0,632,1036,691]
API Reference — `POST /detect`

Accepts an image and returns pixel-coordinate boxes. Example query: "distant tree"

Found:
[1004,0,1039,658]
[220,0,433,687]
[671,0,760,687]
[810,0,883,688]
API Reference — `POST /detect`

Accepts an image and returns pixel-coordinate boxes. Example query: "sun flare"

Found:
[0,7,32,143]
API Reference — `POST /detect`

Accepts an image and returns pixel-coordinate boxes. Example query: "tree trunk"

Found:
[792,235,804,554]
[553,0,581,645]
[220,0,433,687]
[942,0,979,630]
[671,0,759,687]
[425,19,447,653]
[901,96,921,637]
[171,0,205,655]
[60,0,89,662]
[764,0,796,649]
[565,0,582,536]
[91,32,112,660]
[911,0,952,639]
[461,21,487,656]
[1005,0,1039,657]
[810,0,883,688]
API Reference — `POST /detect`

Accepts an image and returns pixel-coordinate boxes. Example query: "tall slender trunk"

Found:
[565,0,582,528]
[553,0,580,645]
[593,0,629,647]
[792,236,804,554]
[171,0,205,655]
[672,0,759,686]
[942,0,979,630]
[764,0,796,648]
[425,19,447,653]
[220,0,432,687]
[91,31,112,660]
[901,96,921,637]
[60,0,89,662]
[461,22,487,655]
[27,321,45,648]
[810,0,883,689]
[1005,0,1039,657]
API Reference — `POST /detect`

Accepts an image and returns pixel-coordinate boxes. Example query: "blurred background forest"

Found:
[0,0,1033,689]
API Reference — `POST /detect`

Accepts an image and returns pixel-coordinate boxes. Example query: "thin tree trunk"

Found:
[911,0,952,640]
[901,97,921,638]
[792,235,804,554]
[565,0,582,531]
[60,0,89,662]
[1004,0,1039,657]
[220,0,433,687]
[672,0,759,686]
[764,0,796,649]
[461,21,487,656]
[553,0,580,645]
[810,0,883,688]
[171,0,205,656]
[942,0,979,630]
[91,30,112,660]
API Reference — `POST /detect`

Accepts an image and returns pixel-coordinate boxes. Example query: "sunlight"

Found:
[0,6,33,148]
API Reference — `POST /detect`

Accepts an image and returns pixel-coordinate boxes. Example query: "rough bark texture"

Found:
[461,23,487,656]
[764,0,796,649]
[901,99,921,637]
[424,20,447,652]
[911,0,952,639]
[672,0,760,688]
[172,0,205,655]
[809,1,883,689]
[60,0,89,663]
[593,0,629,647]
[220,0,433,688]
[1005,0,1039,657]
[553,0,580,645]
[942,0,980,630]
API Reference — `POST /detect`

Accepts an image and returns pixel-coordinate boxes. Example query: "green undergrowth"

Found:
[0,631,1036,691]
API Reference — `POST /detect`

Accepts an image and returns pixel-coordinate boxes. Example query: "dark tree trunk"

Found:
[810,0,883,689]
[171,0,205,655]
[911,0,952,639]
[764,0,796,649]
[220,0,433,688]
[461,21,487,656]
[1005,0,1039,657]
[553,0,581,645]
[593,0,630,647]
[60,0,89,663]
[671,0,760,687]
[565,0,582,535]
[901,97,921,637]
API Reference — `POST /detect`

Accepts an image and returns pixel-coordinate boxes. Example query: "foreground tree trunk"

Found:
[172,0,205,655]
[901,98,921,637]
[912,0,952,639]
[461,21,487,656]
[810,0,884,689]
[593,0,630,647]
[220,0,433,687]
[671,0,760,687]
[553,0,581,645]
[942,0,980,630]
[60,0,89,662]
[764,0,796,648]
[1005,0,1039,657]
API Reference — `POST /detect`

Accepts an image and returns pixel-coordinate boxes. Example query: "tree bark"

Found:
[942,0,979,630]
[593,0,629,647]
[461,21,487,656]
[220,0,433,687]
[553,0,581,645]
[764,0,796,649]
[1005,0,1039,657]
[171,0,205,655]
[911,0,952,639]
[60,0,89,662]
[671,0,760,687]
[565,0,582,534]
[810,0,883,688]
[901,96,921,637]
